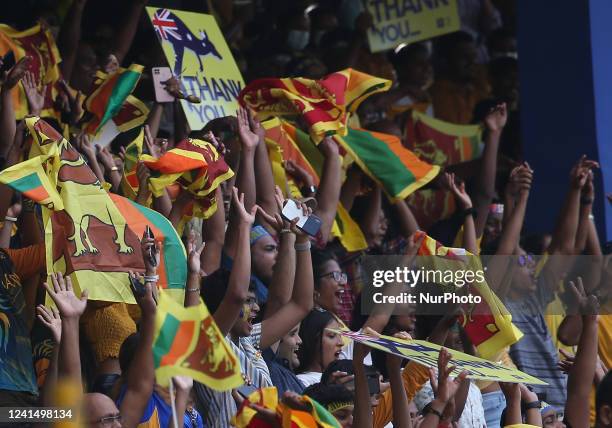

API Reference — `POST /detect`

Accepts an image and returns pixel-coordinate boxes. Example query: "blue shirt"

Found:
[504,275,567,409]
[262,348,305,396]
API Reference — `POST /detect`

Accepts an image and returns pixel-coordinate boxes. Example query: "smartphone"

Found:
[236,383,258,398]
[152,67,175,103]
[281,199,322,237]
[144,225,158,267]
[0,51,15,74]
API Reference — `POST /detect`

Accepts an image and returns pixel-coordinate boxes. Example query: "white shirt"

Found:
[296,371,322,388]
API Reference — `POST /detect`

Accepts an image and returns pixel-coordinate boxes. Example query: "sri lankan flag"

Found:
[240,69,391,144]
[141,138,234,219]
[334,128,439,201]
[263,117,368,252]
[404,110,482,166]
[6,117,186,304]
[0,23,62,120]
[153,288,242,391]
[120,127,144,200]
[231,386,341,428]
[416,231,523,360]
[0,156,63,209]
[84,64,148,139]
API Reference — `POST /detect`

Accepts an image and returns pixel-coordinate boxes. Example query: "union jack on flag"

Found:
[151,9,182,41]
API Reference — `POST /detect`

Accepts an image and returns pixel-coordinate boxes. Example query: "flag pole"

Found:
[169,378,179,428]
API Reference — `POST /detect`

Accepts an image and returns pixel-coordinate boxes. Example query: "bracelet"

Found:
[280,228,293,234]
[424,404,444,419]
[186,287,200,292]
[589,214,595,221]
[301,185,317,196]
[110,166,119,171]
[4,216,17,222]
[144,274,159,282]
[460,207,477,218]
[294,240,311,251]
[523,400,541,410]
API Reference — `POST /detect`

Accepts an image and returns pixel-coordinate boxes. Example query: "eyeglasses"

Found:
[319,271,347,284]
[93,413,122,426]
[517,253,535,267]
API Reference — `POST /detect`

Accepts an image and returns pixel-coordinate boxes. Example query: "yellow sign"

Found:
[331,329,547,385]
[366,0,461,53]
[146,7,245,130]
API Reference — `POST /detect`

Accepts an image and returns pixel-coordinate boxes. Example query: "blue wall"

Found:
[517,0,611,242]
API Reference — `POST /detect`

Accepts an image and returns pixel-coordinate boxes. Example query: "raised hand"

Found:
[445,172,472,209]
[284,160,315,188]
[44,272,88,319]
[144,124,164,158]
[484,103,507,133]
[187,230,205,275]
[506,163,533,197]
[136,162,151,192]
[204,131,226,157]
[231,186,258,225]
[7,196,22,219]
[557,349,575,374]
[247,108,265,144]
[172,375,194,393]
[57,80,83,125]
[140,231,160,275]
[96,146,117,172]
[128,271,157,314]
[570,155,599,189]
[36,305,62,343]
[237,107,259,149]
[22,71,46,115]
[2,56,31,89]
[74,133,95,161]
[568,276,599,317]
[318,136,339,157]
[386,331,410,370]
[434,348,468,404]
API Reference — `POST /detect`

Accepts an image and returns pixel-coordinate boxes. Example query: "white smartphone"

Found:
[281,199,322,237]
[152,67,175,103]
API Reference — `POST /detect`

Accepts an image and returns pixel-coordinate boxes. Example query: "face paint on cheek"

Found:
[239,304,251,322]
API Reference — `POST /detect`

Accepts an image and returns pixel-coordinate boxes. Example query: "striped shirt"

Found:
[504,276,567,409]
[194,323,272,427]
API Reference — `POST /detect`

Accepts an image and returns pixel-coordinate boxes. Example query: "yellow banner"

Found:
[331,329,546,385]
[366,0,460,53]
[146,7,245,129]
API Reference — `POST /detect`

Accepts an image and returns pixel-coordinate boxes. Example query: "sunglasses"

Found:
[517,253,535,267]
[319,271,347,284]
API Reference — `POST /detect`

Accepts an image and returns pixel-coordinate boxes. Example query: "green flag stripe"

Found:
[153,314,181,367]
[342,129,416,195]
[292,127,324,177]
[9,172,43,193]
[128,199,187,289]
[99,70,141,130]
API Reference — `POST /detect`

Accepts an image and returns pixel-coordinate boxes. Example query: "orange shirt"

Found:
[5,243,46,281]
[430,76,489,125]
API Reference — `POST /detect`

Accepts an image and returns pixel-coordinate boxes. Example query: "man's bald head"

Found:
[84,393,121,427]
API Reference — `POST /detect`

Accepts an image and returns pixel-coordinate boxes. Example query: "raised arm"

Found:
[224,108,258,258]
[36,305,62,406]
[520,384,543,427]
[110,0,148,65]
[57,0,87,81]
[258,190,297,320]
[200,187,226,274]
[387,332,413,428]
[498,383,522,426]
[447,173,477,254]
[260,214,314,349]
[251,110,279,217]
[473,104,506,239]
[315,137,342,243]
[44,273,88,385]
[352,342,374,428]
[0,56,29,158]
[419,349,468,428]
[564,278,599,428]
[185,232,205,307]
[548,156,597,256]
[394,198,420,238]
[120,236,159,428]
[212,188,257,335]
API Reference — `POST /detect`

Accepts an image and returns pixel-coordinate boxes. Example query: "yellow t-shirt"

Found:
[589,305,612,425]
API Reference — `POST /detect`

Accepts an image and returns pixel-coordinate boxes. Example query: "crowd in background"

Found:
[0,0,611,427]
